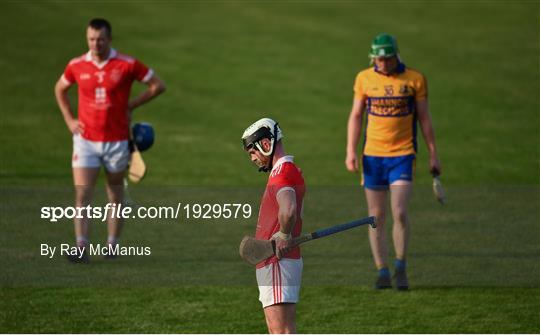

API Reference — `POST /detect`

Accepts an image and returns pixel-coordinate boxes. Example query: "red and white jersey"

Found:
[62,49,153,141]
[255,156,305,269]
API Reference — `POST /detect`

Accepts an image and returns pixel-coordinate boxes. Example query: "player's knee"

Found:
[280,326,295,334]
[266,313,295,334]
[393,210,408,226]
[269,323,295,334]
[75,186,93,206]
[372,212,386,226]
[106,186,124,202]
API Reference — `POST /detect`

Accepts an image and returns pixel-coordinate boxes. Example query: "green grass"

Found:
[2,287,539,333]
[1,1,539,333]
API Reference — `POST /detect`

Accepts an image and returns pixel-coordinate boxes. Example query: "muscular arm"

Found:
[277,188,297,235]
[274,188,297,259]
[416,98,442,175]
[54,78,82,134]
[128,74,166,112]
[345,98,365,172]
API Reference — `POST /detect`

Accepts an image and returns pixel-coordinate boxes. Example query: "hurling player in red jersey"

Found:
[242,118,305,334]
[54,18,166,263]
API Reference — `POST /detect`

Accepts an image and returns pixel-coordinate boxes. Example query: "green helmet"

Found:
[369,33,399,58]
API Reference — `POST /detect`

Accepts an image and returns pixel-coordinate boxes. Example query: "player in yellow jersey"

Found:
[345,33,442,290]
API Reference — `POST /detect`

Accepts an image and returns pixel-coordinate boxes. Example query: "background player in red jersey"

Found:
[54,18,166,263]
[242,118,305,334]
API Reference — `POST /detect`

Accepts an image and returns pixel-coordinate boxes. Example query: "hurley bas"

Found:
[41,243,151,258]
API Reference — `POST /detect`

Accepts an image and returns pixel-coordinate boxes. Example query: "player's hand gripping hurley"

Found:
[239,216,377,266]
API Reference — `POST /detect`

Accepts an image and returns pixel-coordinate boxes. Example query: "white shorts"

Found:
[72,134,130,173]
[256,258,303,308]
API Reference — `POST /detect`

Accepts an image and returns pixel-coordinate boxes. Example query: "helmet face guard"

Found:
[242,126,274,155]
[242,121,279,172]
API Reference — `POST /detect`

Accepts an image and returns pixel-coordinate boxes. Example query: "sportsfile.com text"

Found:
[40,203,253,222]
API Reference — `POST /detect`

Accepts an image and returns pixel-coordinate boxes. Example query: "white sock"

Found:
[76,236,88,248]
[107,236,117,246]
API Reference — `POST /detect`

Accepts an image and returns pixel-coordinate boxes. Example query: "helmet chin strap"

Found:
[256,123,278,173]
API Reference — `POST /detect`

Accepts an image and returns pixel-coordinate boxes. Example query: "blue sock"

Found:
[395,259,407,272]
[378,267,391,278]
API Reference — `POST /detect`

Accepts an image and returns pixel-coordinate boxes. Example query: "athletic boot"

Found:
[66,247,89,264]
[104,248,117,260]
[374,268,392,289]
[394,268,409,291]
[374,275,392,289]
[104,240,118,260]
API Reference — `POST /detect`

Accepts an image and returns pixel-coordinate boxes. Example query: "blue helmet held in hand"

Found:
[132,122,154,152]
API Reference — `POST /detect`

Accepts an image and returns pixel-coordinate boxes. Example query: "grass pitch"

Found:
[1,1,539,333]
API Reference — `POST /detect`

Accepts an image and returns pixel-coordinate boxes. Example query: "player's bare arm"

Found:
[54,78,83,134]
[127,74,166,113]
[345,97,365,172]
[274,189,297,259]
[416,98,442,175]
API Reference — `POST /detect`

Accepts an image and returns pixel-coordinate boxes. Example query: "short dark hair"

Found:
[88,18,112,37]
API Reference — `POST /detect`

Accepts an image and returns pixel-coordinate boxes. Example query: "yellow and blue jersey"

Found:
[354,63,427,157]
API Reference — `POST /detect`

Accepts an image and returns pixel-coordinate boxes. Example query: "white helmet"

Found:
[241,118,283,157]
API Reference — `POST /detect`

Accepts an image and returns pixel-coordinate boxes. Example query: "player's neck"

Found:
[272,145,286,166]
[91,48,112,63]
